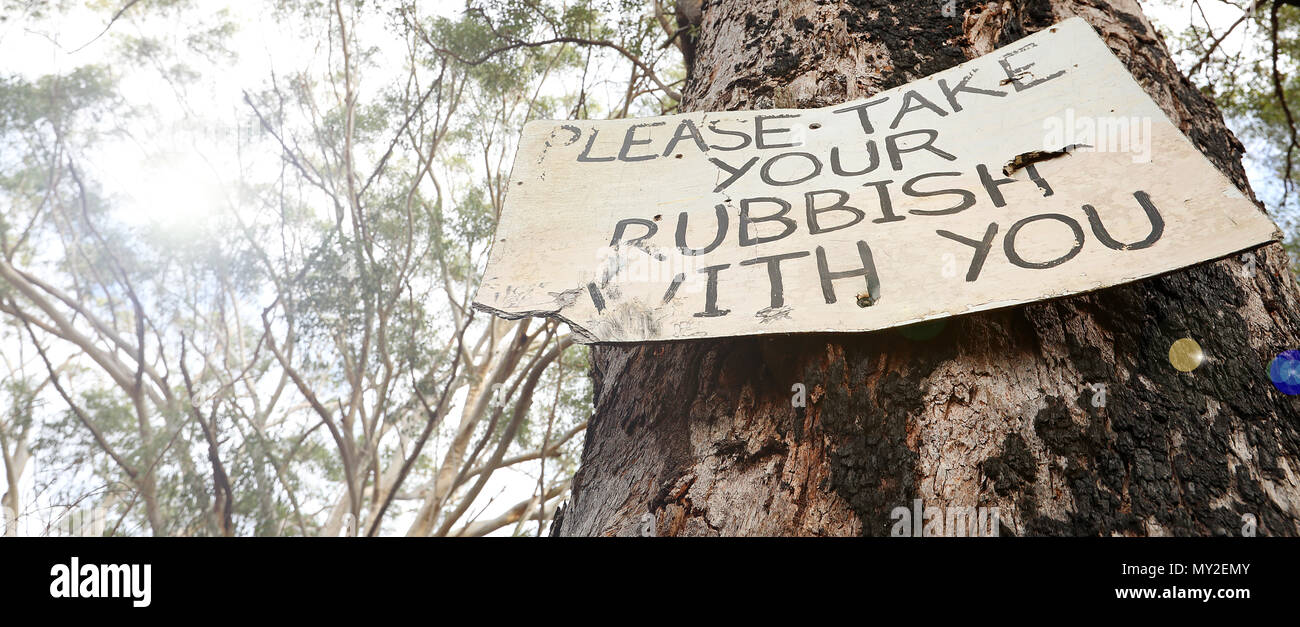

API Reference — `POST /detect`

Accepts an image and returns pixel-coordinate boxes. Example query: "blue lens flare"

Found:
[1269,350,1300,395]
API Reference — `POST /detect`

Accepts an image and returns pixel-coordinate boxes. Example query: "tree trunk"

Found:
[553,0,1300,536]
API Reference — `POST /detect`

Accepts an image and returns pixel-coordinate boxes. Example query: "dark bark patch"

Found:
[838,0,969,89]
[764,34,800,77]
[1114,11,1148,37]
[1026,396,1137,535]
[1018,0,1055,29]
[1032,396,1079,457]
[717,435,790,471]
[820,367,920,536]
[816,331,959,536]
[984,432,1037,495]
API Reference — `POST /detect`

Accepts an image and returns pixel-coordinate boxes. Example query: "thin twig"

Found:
[1271,2,1299,205]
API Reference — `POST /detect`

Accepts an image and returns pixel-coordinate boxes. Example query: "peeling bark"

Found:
[554,0,1300,537]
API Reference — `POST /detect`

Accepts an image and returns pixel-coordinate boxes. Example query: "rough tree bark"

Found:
[553,0,1300,536]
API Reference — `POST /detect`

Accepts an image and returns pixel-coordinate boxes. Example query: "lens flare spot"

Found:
[1269,350,1300,395]
[1168,338,1204,373]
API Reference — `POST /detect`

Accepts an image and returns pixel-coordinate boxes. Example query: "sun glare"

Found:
[109,149,226,228]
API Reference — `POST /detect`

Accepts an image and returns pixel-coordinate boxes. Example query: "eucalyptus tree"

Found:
[554,0,1300,536]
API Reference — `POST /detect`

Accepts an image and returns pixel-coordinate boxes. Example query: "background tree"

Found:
[554,0,1300,537]
[0,0,679,536]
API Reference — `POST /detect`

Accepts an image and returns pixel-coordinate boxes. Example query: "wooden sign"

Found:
[473,17,1280,344]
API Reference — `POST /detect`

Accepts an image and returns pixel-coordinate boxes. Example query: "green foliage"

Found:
[0,65,118,133]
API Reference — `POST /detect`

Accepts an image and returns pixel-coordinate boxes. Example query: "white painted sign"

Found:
[473,17,1280,344]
